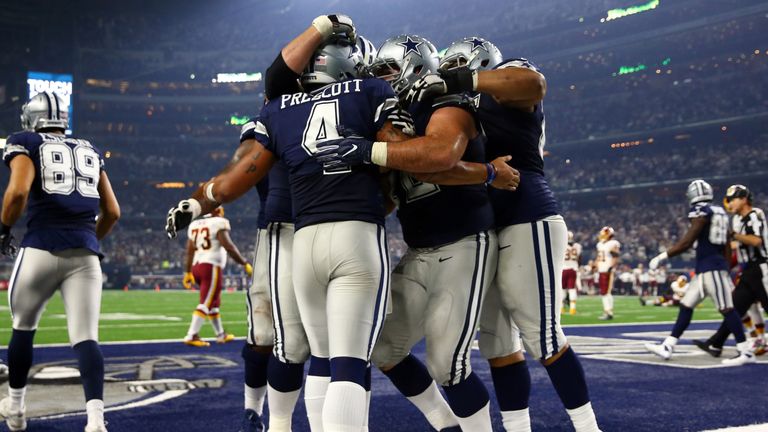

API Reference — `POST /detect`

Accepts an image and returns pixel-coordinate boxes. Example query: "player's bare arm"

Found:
[217,229,249,266]
[265,14,355,99]
[166,140,276,238]
[411,155,520,190]
[95,171,120,240]
[475,67,546,111]
[1,155,35,228]
[665,217,707,258]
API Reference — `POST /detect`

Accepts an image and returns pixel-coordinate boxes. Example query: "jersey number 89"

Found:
[39,141,100,198]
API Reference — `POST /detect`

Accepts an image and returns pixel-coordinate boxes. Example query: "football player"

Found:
[643,274,689,307]
[182,206,252,347]
[398,36,602,432]
[0,92,120,432]
[693,185,767,363]
[563,231,582,314]
[645,180,754,365]
[595,227,620,320]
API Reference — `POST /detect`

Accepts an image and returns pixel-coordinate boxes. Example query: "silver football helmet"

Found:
[440,36,503,71]
[301,40,364,88]
[686,179,713,205]
[370,34,439,98]
[21,91,69,132]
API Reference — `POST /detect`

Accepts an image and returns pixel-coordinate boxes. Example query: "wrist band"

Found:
[311,16,333,38]
[205,182,216,202]
[371,141,388,166]
[471,70,479,91]
[484,163,497,185]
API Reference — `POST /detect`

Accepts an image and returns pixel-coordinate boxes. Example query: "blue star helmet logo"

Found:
[467,37,488,53]
[398,36,423,57]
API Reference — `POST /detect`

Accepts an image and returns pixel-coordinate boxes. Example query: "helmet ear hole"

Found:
[480,59,489,67]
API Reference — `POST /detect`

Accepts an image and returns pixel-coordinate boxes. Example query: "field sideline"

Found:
[0,290,725,345]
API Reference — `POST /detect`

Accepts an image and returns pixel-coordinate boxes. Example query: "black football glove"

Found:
[387,107,415,136]
[166,199,202,239]
[0,224,17,259]
[405,67,475,105]
[312,126,374,168]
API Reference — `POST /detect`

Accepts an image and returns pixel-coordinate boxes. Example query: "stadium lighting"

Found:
[603,0,659,22]
[216,72,263,83]
[229,115,250,125]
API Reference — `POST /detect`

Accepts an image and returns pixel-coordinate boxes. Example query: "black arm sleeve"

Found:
[265,52,302,100]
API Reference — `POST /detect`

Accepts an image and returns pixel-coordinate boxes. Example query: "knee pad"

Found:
[209,307,220,318]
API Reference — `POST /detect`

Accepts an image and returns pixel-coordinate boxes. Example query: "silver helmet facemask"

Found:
[440,36,503,71]
[370,35,439,99]
[21,91,69,132]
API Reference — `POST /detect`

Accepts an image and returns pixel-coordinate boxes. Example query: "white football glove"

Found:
[649,252,668,270]
[405,73,448,106]
[166,199,202,239]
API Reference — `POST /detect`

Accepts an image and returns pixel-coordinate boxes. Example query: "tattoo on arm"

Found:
[244,151,263,173]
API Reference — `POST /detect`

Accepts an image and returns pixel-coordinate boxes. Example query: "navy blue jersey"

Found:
[477,58,558,226]
[688,203,729,273]
[255,78,399,230]
[393,94,494,248]
[3,131,103,254]
[241,118,293,227]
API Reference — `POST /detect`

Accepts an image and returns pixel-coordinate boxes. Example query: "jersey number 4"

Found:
[39,141,100,198]
[301,100,350,175]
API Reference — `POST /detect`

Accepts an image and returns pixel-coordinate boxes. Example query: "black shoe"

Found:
[639,297,646,306]
[238,409,264,432]
[693,339,722,358]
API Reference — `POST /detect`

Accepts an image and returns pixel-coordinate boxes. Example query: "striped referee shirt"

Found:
[733,208,768,264]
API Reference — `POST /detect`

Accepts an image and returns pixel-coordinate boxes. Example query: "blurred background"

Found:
[0,0,766,291]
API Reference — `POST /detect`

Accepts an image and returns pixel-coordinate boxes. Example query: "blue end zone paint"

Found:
[1,322,766,431]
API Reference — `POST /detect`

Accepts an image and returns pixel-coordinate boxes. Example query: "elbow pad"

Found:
[265,52,302,100]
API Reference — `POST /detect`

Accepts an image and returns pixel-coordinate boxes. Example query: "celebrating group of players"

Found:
[163,14,602,432]
[5,10,764,432]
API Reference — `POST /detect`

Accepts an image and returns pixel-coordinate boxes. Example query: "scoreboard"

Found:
[27,71,74,135]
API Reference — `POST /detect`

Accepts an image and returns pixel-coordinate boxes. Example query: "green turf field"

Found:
[0,290,724,345]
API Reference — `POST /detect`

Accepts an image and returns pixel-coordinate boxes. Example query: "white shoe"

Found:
[0,397,27,431]
[85,423,108,432]
[722,351,756,366]
[644,342,672,360]
[0,361,8,376]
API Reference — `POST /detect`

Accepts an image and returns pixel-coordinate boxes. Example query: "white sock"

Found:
[85,399,105,427]
[210,315,225,336]
[406,381,459,430]
[362,390,371,432]
[305,375,330,432]
[663,336,679,348]
[601,296,610,313]
[568,289,578,302]
[455,401,492,432]
[322,381,367,432]
[267,384,301,432]
[8,387,26,411]
[185,313,206,339]
[566,401,601,432]
[244,384,267,415]
[501,407,531,432]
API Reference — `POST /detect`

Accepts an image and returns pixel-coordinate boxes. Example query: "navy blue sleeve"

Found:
[3,132,41,167]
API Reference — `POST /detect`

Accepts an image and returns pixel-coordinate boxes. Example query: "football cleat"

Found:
[216,333,235,344]
[183,335,210,348]
[0,397,27,431]
[692,340,722,358]
[639,297,647,306]
[597,313,613,320]
[569,307,577,315]
[722,351,756,366]
[645,343,673,360]
[238,409,265,432]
